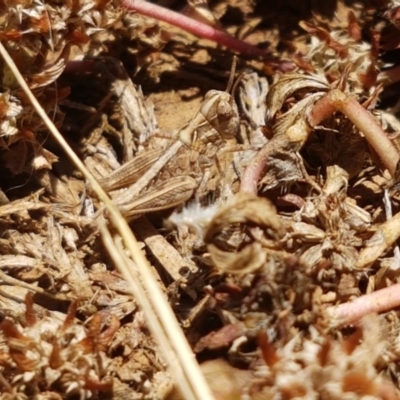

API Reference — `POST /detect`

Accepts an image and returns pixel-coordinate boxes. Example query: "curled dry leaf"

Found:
[266,73,329,120]
[356,209,400,269]
[204,192,284,273]
[205,193,283,240]
[207,241,268,275]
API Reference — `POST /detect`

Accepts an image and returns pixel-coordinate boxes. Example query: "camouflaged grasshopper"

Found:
[97,89,240,219]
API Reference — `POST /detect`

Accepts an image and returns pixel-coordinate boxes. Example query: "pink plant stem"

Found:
[240,132,294,194]
[240,141,272,193]
[309,90,400,177]
[307,93,336,126]
[121,0,271,59]
[241,88,400,195]
[326,283,400,327]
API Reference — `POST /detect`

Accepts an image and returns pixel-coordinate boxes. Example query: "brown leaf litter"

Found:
[3,0,400,399]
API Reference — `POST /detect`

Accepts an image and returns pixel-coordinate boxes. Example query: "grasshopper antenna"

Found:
[226,56,237,93]
[226,56,245,97]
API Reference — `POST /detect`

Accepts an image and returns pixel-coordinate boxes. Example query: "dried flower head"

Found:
[0,92,22,137]
[0,294,118,399]
[252,316,399,399]
[299,13,380,93]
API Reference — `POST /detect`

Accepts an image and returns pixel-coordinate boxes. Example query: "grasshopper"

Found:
[97,89,240,219]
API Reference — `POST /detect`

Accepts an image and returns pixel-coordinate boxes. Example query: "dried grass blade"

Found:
[98,219,196,399]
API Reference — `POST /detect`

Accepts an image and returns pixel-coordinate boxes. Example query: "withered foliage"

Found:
[0,294,117,398]
[3,0,400,399]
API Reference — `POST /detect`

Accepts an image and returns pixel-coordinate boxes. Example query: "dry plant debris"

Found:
[4,0,400,399]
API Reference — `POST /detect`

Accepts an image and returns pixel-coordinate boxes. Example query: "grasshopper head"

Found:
[178,89,240,157]
[200,90,240,139]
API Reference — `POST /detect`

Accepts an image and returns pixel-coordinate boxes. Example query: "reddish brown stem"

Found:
[326,283,400,327]
[240,141,271,193]
[63,60,95,74]
[241,88,400,197]
[307,93,336,126]
[122,0,271,59]
[240,129,304,194]
[310,90,400,177]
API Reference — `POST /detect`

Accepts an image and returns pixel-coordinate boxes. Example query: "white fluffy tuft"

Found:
[167,201,219,240]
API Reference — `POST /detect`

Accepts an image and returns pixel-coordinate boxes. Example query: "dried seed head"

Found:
[0,295,116,398]
[0,92,22,137]
[299,17,381,94]
[249,315,398,399]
